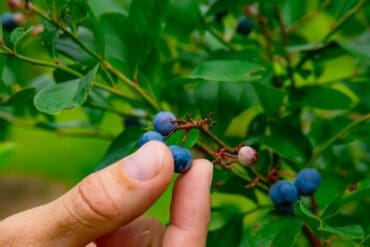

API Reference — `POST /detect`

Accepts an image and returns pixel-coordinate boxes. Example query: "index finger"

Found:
[163,159,213,247]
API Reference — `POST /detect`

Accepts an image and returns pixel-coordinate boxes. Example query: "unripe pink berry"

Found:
[238,146,258,166]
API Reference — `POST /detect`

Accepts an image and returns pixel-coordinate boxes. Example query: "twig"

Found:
[29,3,160,111]
[286,0,331,35]
[0,46,136,102]
[303,225,322,247]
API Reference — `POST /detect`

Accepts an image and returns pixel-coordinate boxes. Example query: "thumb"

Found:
[0,141,174,247]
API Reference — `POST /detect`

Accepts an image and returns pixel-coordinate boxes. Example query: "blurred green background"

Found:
[0,0,370,245]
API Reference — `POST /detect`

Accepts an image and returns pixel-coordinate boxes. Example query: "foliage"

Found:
[0,0,370,246]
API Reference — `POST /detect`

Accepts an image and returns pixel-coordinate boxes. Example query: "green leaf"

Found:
[34,65,99,114]
[346,81,370,109]
[125,0,169,75]
[165,129,199,149]
[252,81,287,115]
[68,0,105,56]
[260,116,312,165]
[341,178,370,204]
[95,126,143,170]
[57,28,97,64]
[10,27,33,49]
[339,31,370,59]
[195,81,257,135]
[291,86,353,110]
[243,213,302,247]
[166,0,203,40]
[212,171,258,202]
[41,20,59,58]
[88,0,127,17]
[207,214,243,247]
[187,60,266,82]
[0,88,35,106]
[208,207,237,232]
[321,224,365,240]
[294,201,365,240]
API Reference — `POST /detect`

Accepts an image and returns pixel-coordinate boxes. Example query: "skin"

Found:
[0,141,213,247]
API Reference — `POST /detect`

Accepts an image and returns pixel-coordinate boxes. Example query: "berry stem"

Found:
[200,127,235,153]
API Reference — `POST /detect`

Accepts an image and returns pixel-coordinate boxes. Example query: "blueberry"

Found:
[2,13,17,31]
[169,145,193,173]
[236,17,253,36]
[153,111,177,136]
[237,146,258,166]
[269,181,299,214]
[294,168,321,196]
[137,131,164,148]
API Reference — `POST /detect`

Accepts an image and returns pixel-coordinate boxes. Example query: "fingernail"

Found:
[123,142,164,181]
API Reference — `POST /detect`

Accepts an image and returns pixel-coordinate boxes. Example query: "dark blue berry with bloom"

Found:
[269,181,299,214]
[137,131,164,148]
[153,111,177,136]
[169,145,193,173]
[294,168,321,196]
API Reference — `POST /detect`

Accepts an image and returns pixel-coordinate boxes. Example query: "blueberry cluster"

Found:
[137,111,193,173]
[269,168,321,214]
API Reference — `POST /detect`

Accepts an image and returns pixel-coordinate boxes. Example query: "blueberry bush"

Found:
[1,0,370,246]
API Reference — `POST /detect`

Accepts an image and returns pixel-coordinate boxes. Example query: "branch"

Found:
[29,3,161,111]
[303,225,322,247]
[0,46,137,103]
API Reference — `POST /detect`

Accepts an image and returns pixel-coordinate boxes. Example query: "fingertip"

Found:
[139,140,174,175]
[189,159,213,185]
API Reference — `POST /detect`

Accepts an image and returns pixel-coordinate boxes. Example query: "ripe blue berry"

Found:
[2,13,17,31]
[137,131,164,148]
[269,181,299,214]
[153,111,177,136]
[169,145,193,173]
[236,17,253,36]
[294,168,321,196]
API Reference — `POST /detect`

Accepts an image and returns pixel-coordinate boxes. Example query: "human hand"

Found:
[0,141,213,247]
